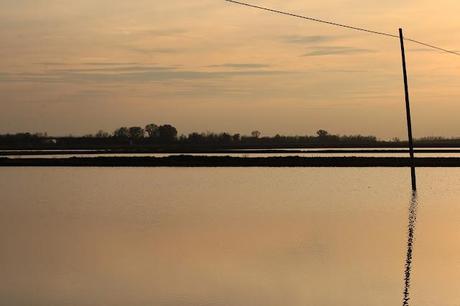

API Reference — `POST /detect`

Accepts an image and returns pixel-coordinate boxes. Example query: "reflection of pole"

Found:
[402,191,418,306]
[399,28,417,191]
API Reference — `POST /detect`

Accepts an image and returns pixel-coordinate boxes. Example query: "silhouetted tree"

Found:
[220,133,232,143]
[158,125,178,142]
[316,129,329,138]
[145,123,159,138]
[188,132,204,144]
[128,127,145,139]
[114,127,129,138]
[251,130,261,138]
[95,130,110,138]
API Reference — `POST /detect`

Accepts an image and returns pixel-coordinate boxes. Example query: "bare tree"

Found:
[316,129,329,138]
[251,130,261,138]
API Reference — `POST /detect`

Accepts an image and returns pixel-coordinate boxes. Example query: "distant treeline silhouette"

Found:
[2,123,460,150]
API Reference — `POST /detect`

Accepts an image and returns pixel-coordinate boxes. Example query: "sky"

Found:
[0,0,459,138]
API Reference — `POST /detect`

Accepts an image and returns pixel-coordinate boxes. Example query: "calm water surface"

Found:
[1,168,459,306]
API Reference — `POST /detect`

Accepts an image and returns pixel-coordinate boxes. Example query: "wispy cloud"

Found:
[142,28,187,36]
[282,36,372,57]
[282,35,340,44]
[81,62,142,66]
[50,65,175,73]
[303,46,375,56]
[207,63,270,69]
[127,47,179,54]
[35,62,70,66]
[0,66,293,84]
[36,62,142,66]
[117,27,187,37]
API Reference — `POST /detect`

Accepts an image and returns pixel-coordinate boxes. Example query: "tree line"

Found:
[109,124,178,142]
[1,124,460,149]
[65,125,380,146]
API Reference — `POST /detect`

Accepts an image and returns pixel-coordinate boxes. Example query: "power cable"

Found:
[225,0,460,56]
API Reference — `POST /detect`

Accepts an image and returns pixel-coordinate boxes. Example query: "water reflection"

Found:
[3,168,460,306]
[402,191,418,306]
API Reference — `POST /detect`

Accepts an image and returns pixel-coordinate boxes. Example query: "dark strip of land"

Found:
[2,156,460,167]
[3,148,460,156]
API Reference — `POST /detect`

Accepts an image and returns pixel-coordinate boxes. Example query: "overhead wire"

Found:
[224,0,460,56]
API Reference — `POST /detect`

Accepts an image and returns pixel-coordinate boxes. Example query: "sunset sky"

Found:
[1,0,459,138]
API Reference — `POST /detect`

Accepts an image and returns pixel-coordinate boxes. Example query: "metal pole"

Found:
[399,28,417,191]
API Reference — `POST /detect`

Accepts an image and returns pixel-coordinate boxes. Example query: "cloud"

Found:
[35,62,70,66]
[143,28,187,36]
[0,66,293,84]
[35,62,142,66]
[117,27,187,37]
[51,65,175,73]
[282,35,340,44]
[207,63,271,69]
[81,62,141,66]
[281,36,372,57]
[127,47,179,54]
[303,46,375,56]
